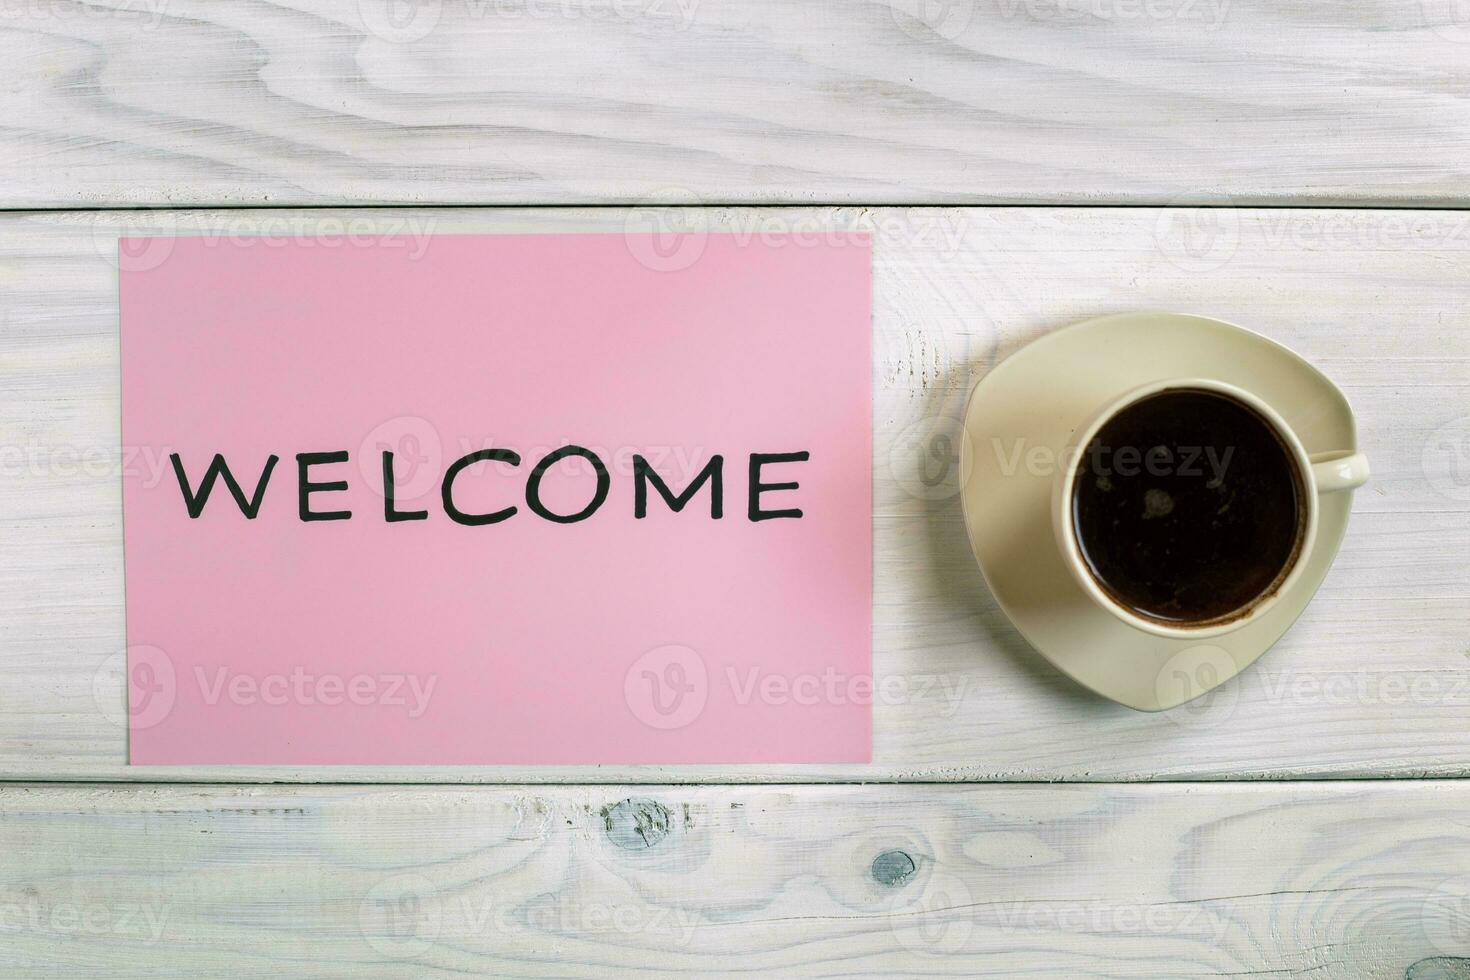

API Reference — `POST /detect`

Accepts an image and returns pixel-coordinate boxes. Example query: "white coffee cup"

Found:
[1051,378,1369,640]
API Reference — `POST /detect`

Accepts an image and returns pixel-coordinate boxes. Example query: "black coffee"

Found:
[1071,388,1304,626]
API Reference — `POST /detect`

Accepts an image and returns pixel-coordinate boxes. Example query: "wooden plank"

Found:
[0,780,1467,976]
[2,0,1470,207]
[0,206,1467,782]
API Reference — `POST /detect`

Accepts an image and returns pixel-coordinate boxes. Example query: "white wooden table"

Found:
[2,2,1469,976]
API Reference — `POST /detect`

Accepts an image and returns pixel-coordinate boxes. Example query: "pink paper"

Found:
[120,232,871,764]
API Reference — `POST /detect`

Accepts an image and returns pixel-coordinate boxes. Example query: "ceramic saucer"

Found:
[958,312,1360,710]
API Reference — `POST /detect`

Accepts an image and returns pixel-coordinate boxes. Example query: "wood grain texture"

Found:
[1,780,1469,976]
[0,205,1467,782]
[2,0,1470,207]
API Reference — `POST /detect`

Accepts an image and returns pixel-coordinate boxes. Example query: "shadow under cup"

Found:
[1069,387,1308,629]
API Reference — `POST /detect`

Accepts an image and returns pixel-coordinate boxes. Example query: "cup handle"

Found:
[1309,451,1370,493]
